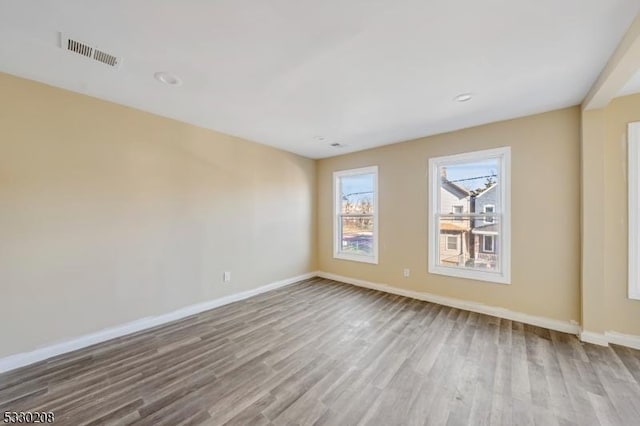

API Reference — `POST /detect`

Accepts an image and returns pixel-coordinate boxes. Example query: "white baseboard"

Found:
[579,330,640,349]
[317,271,581,335]
[0,271,318,374]
[3,271,637,375]
[579,330,610,347]
[605,331,640,350]
[318,272,640,351]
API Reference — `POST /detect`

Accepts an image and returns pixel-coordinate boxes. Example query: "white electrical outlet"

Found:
[223,271,231,282]
[403,268,410,278]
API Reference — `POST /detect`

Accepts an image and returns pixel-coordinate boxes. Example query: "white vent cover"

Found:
[59,33,122,69]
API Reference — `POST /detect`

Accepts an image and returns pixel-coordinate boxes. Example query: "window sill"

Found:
[334,252,378,264]
[429,264,510,285]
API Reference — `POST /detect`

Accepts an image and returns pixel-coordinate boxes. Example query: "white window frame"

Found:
[333,166,379,264]
[428,147,511,284]
[446,235,459,251]
[483,235,495,253]
[483,204,495,224]
[628,122,640,300]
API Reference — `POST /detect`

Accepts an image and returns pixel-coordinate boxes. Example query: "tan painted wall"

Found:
[318,108,581,323]
[603,93,640,335]
[3,66,635,359]
[580,109,607,333]
[0,73,316,358]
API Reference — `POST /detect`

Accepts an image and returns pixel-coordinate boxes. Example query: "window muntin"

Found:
[428,147,511,284]
[333,166,378,264]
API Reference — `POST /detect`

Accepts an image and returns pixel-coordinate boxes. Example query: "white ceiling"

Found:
[620,69,640,97]
[1,1,639,159]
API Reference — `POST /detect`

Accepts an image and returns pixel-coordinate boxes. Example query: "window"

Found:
[452,205,464,221]
[628,122,640,300]
[483,205,495,223]
[483,235,494,253]
[333,166,378,263]
[428,147,511,284]
[446,235,458,251]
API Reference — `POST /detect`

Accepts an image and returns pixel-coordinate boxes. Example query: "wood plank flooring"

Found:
[1,277,639,425]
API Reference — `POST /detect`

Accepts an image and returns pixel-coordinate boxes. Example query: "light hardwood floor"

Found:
[1,277,640,425]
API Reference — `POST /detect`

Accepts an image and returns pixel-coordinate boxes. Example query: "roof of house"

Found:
[471,223,499,235]
[440,222,469,232]
[441,178,470,199]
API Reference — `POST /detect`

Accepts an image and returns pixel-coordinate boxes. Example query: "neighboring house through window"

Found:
[434,166,471,266]
[428,147,511,284]
[483,235,495,253]
[453,204,464,221]
[333,166,378,264]
[447,235,459,251]
[483,204,495,223]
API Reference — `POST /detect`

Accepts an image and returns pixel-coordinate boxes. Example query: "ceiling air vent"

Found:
[93,49,118,67]
[60,33,122,69]
[67,38,93,58]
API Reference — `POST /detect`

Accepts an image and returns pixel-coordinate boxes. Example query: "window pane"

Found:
[334,167,378,263]
[437,216,500,272]
[340,216,374,256]
[429,148,509,283]
[439,159,499,214]
[340,173,375,214]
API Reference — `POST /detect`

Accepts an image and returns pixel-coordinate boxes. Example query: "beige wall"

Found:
[0,73,316,358]
[603,94,640,335]
[580,109,607,333]
[318,108,581,323]
[2,67,637,361]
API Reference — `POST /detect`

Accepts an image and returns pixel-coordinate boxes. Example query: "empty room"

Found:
[2,1,640,425]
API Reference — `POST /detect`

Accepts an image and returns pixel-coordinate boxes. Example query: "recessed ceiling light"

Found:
[154,71,182,86]
[454,93,473,102]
